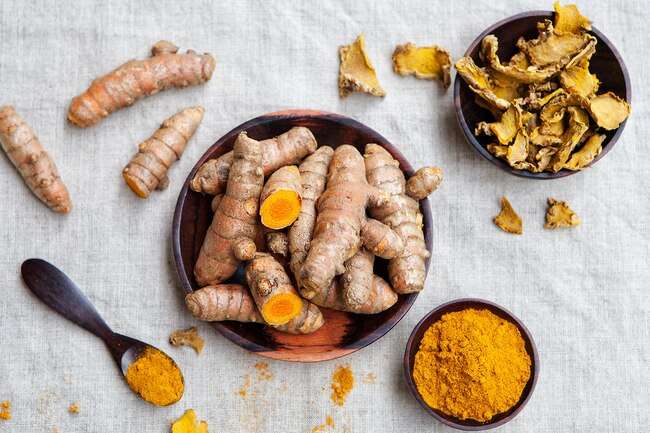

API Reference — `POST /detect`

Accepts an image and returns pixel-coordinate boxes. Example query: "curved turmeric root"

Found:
[0,106,72,213]
[123,106,204,198]
[194,132,263,286]
[260,165,302,229]
[405,167,443,200]
[185,284,263,323]
[246,253,302,326]
[68,41,215,128]
[190,127,317,195]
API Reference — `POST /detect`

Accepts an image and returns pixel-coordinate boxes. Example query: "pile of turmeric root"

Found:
[185,127,443,334]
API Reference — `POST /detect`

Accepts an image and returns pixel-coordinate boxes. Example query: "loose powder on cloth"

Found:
[330,365,354,406]
[0,400,10,420]
[413,308,531,422]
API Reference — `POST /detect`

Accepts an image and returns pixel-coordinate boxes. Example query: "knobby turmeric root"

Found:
[392,43,452,88]
[246,253,303,325]
[364,144,430,293]
[185,284,264,323]
[340,248,398,312]
[194,132,263,286]
[310,274,398,314]
[406,167,443,200]
[190,127,317,195]
[68,41,215,128]
[123,106,204,198]
[288,146,334,286]
[300,145,403,299]
[260,165,302,229]
[0,106,72,213]
[339,34,386,98]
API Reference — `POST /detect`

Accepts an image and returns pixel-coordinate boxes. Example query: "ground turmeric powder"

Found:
[125,347,184,406]
[330,365,354,406]
[0,400,10,420]
[413,309,531,422]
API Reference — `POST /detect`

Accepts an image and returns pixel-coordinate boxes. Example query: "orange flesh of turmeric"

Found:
[262,293,302,325]
[260,190,301,229]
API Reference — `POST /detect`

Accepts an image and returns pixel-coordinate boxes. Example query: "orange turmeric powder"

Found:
[330,365,354,406]
[125,347,184,406]
[413,309,531,422]
[0,401,10,420]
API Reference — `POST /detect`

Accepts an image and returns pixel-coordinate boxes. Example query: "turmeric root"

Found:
[68,41,215,128]
[265,231,289,257]
[123,106,204,198]
[288,146,334,285]
[311,275,398,314]
[210,194,223,212]
[364,144,430,294]
[300,145,402,299]
[260,165,302,229]
[406,167,443,200]
[246,253,303,326]
[360,219,404,259]
[273,299,324,334]
[340,249,398,313]
[0,106,72,213]
[392,43,452,88]
[194,132,263,286]
[185,284,264,322]
[339,34,386,98]
[190,127,317,195]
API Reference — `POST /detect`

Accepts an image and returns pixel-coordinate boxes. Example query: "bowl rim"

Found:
[453,10,632,180]
[403,298,540,431]
[172,109,431,362]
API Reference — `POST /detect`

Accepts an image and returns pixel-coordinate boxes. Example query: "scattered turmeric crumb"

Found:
[68,402,79,414]
[254,362,273,381]
[0,401,11,421]
[171,409,210,433]
[545,198,581,229]
[494,196,523,235]
[237,374,251,398]
[330,365,354,406]
[361,372,377,384]
[311,415,335,433]
[169,326,205,354]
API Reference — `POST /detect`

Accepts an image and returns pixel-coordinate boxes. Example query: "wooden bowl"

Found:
[453,11,632,179]
[172,109,433,362]
[403,298,539,431]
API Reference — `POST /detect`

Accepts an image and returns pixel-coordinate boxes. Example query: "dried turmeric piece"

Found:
[475,105,521,145]
[260,166,302,229]
[455,57,511,111]
[545,198,580,229]
[0,106,72,213]
[338,35,386,98]
[565,133,605,170]
[171,409,210,433]
[554,1,591,34]
[559,60,599,98]
[0,401,10,421]
[549,106,590,172]
[588,92,631,130]
[169,326,205,354]
[493,197,523,235]
[392,43,452,88]
[68,402,79,414]
[518,21,595,67]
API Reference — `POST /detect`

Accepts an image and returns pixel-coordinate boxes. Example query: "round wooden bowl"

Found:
[172,109,433,362]
[453,11,631,179]
[403,298,539,431]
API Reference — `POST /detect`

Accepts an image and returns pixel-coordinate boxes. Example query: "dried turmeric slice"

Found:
[392,43,452,88]
[559,60,599,98]
[549,106,590,172]
[564,133,605,170]
[172,409,210,433]
[588,92,631,130]
[493,197,523,235]
[475,105,521,145]
[554,1,591,34]
[338,34,386,98]
[545,198,580,229]
[169,326,205,354]
[455,57,511,111]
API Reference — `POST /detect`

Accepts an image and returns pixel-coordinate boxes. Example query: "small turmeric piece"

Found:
[185,284,264,323]
[68,41,215,128]
[554,1,591,34]
[123,106,204,198]
[260,165,302,229]
[330,365,354,406]
[68,402,79,414]
[0,106,72,213]
[171,409,209,433]
[0,400,11,420]
[169,326,205,354]
[392,43,452,88]
[340,249,396,313]
[338,35,386,98]
[125,346,184,406]
[265,231,289,257]
[494,197,523,235]
[545,198,580,229]
[405,167,443,200]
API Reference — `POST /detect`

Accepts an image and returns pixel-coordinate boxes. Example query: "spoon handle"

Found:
[21,258,113,340]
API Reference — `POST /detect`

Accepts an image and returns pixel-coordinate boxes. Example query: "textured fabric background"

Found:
[0,1,648,432]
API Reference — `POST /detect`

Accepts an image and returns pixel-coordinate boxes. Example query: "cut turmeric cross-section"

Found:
[260,165,302,229]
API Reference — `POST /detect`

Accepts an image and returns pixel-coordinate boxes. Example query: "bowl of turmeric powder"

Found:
[453,3,631,179]
[403,298,539,430]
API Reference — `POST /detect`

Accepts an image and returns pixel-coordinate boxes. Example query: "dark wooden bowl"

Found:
[172,109,433,362]
[453,11,631,179]
[403,298,539,431]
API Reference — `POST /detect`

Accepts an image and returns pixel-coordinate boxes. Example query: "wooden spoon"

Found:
[20,258,184,405]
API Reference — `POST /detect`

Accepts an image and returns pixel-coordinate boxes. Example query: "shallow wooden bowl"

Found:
[403,298,539,430]
[454,11,631,179]
[172,109,433,362]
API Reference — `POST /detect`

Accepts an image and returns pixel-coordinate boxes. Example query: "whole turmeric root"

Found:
[68,41,215,128]
[245,253,303,326]
[190,127,317,195]
[299,145,403,299]
[185,284,264,322]
[288,146,334,285]
[194,132,263,286]
[364,144,430,294]
[259,165,302,229]
[123,106,204,198]
[0,106,72,213]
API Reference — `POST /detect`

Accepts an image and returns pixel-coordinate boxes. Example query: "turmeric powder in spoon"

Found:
[125,347,184,406]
